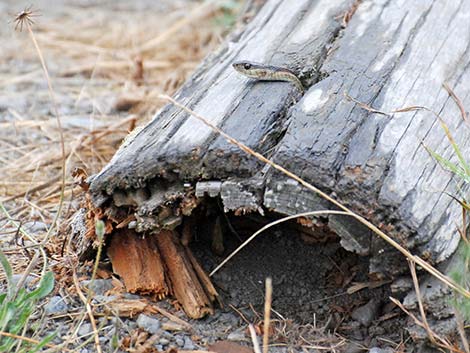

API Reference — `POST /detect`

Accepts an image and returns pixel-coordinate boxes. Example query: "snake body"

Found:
[232,60,304,93]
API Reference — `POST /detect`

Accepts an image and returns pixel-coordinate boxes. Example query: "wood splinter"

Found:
[108,228,216,319]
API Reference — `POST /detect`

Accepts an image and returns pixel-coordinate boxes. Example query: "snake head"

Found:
[232,60,268,79]
[233,61,252,71]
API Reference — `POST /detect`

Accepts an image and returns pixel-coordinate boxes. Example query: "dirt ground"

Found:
[0,1,411,352]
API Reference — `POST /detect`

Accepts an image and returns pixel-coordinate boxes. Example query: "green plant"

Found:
[212,0,242,29]
[422,97,470,313]
[450,242,470,318]
[0,250,55,352]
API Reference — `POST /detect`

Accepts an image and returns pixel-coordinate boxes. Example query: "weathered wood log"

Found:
[87,0,470,339]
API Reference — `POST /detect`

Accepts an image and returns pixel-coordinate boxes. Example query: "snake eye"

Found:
[243,63,251,70]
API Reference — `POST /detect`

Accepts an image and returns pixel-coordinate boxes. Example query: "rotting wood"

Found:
[84,0,470,340]
[184,246,220,305]
[155,230,214,319]
[107,228,215,319]
[107,229,169,296]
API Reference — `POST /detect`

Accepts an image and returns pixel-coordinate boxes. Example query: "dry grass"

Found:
[0,1,241,351]
[0,1,237,280]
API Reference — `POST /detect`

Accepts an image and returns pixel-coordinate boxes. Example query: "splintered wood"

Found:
[156,230,214,318]
[108,229,169,297]
[108,229,215,319]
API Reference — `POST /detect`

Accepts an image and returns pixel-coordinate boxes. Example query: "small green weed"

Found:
[425,88,470,348]
[0,250,55,352]
[212,0,243,30]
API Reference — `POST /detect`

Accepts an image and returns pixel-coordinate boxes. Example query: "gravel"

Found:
[136,314,161,334]
[351,299,381,327]
[45,295,69,314]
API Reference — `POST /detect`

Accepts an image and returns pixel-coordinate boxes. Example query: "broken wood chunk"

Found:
[108,229,169,297]
[155,230,214,319]
[185,246,220,305]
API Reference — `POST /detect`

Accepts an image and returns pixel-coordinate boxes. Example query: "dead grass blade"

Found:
[69,256,102,353]
[19,11,66,247]
[454,308,470,353]
[443,82,469,124]
[138,1,216,53]
[263,278,272,353]
[408,259,435,345]
[160,95,470,299]
[0,331,69,352]
[390,297,460,352]
[249,324,262,353]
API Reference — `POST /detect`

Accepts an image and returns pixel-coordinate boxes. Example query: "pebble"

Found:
[351,299,381,327]
[159,338,170,345]
[11,274,35,289]
[45,296,69,314]
[78,323,92,337]
[92,294,117,304]
[175,336,184,347]
[183,336,196,350]
[136,314,161,334]
[369,348,394,353]
[25,221,48,233]
[344,342,364,353]
[227,328,247,341]
[81,279,113,296]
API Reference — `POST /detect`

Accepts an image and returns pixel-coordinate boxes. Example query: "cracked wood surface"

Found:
[90,0,470,276]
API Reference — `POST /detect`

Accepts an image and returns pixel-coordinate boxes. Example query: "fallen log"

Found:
[84,0,470,340]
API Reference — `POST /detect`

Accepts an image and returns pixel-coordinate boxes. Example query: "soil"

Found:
[190,213,407,350]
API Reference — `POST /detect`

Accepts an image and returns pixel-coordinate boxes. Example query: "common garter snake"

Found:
[232,60,304,93]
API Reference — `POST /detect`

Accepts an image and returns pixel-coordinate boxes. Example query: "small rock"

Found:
[183,336,196,350]
[351,299,381,327]
[123,293,141,300]
[344,342,364,353]
[92,294,117,304]
[227,328,247,342]
[160,330,174,339]
[45,296,68,314]
[78,323,92,337]
[369,348,394,353]
[390,277,413,297]
[417,341,442,353]
[175,336,184,347]
[218,313,239,326]
[25,221,48,233]
[159,338,170,345]
[136,314,161,334]
[81,279,113,296]
[11,274,35,289]
[209,341,253,353]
